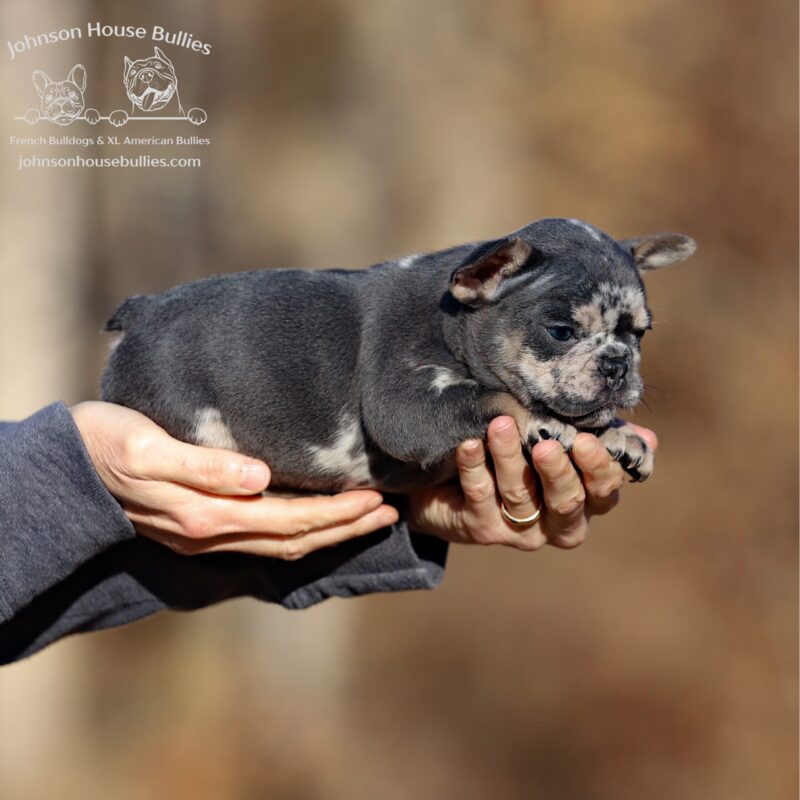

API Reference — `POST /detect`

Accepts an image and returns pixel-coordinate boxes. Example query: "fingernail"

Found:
[240,462,269,490]
[462,440,481,455]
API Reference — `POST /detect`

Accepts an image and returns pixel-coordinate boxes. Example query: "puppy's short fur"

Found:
[101,218,695,492]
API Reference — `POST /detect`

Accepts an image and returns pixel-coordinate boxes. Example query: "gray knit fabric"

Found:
[0,403,447,663]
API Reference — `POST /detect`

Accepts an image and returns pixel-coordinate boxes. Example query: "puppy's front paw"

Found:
[187,107,207,125]
[109,110,128,127]
[526,417,578,452]
[84,108,100,124]
[24,109,40,125]
[599,422,654,482]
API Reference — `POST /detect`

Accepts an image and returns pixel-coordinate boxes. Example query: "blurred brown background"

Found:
[0,1,796,798]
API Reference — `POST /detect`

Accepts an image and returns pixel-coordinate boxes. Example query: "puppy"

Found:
[24,65,100,126]
[101,218,695,492]
[109,47,207,126]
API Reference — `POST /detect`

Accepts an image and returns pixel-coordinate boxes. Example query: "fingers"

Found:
[70,401,272,496]
[455,438,500,514]
[531,441,588,548]
[76,401,400,561]
[486,416,540,522]
[571,433,624,516]
[128,433,272,496]
[415,419,657,554]
[214,490,388,536]
[125,487,388,540]
[138,503,400,559]
[627,423,658,452]
[455,433,547,551]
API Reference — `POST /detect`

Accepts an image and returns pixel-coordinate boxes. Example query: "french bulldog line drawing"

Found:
[23,65,100,126]
[109,47,207,127]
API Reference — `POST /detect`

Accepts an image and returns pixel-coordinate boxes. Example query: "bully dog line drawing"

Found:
[23,64,100,126]
[109,47,207,126]
[16,49,206,126]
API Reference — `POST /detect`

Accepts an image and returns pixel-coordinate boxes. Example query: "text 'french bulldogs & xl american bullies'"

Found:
[101,218,695,493]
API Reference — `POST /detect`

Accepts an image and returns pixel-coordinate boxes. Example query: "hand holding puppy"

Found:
[71,403,654,558]
[70,402,399,560]
[406,416,658,550]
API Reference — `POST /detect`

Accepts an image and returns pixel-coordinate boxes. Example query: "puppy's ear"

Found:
[123,56,133,81]
[450,237,534,305]
[621,233,697,271]
[32,70,52,97]
[67,64,87,93]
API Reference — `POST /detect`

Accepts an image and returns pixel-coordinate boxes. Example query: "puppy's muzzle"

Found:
[598,355,628,390]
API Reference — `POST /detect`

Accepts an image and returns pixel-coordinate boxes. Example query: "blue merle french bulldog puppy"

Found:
[101,218,695,493]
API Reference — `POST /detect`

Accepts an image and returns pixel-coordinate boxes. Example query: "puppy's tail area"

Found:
[103,294,151,332]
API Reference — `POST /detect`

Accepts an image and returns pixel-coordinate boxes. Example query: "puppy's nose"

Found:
[598,356,628,387]
[140,70,153,83]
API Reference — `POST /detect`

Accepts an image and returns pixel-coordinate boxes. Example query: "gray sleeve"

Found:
[0,403,448,664]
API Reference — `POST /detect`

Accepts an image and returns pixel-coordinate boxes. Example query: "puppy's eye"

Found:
[546,326,573,341]
[633,329,646,340]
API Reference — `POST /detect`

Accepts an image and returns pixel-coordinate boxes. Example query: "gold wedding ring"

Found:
[500,502,542,527]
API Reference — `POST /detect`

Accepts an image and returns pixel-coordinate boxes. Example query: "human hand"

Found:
[70,401,399,560]
[407,416,658,550]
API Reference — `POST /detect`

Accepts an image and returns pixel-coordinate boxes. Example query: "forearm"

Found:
[0,403,448,664]
[0,520,448,664]
[0,402,137,623]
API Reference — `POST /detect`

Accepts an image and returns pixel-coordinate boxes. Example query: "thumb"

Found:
[142,436,271,495]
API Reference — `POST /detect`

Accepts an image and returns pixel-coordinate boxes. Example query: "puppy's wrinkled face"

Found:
[33,66,86,125]
[450,218,696,427]
[499,275,650,427]
[124,47,177,112]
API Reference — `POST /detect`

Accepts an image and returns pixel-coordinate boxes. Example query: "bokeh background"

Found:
[0,1,797,798]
